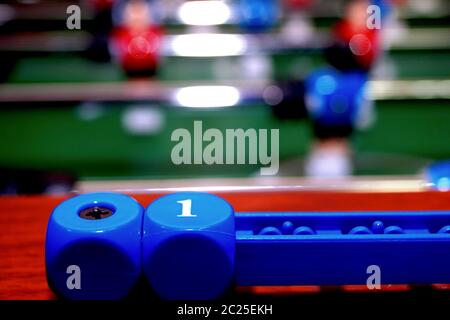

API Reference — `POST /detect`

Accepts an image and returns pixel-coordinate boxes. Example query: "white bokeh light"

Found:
[174,86,240,108]
[170,33,247,57]
[178,0,232,26]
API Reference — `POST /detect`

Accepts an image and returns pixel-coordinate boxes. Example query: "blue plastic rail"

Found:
[235,211,450,286]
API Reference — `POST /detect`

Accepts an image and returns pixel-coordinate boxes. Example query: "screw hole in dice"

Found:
[45,193,143,300]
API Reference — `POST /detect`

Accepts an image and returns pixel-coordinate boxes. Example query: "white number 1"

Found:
[177,199,197,217]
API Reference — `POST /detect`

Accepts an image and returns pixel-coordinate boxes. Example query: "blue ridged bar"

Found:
[235,211,450,286]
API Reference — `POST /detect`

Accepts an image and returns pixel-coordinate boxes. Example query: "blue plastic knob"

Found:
[143,192,235,300]
[45,193,143,300]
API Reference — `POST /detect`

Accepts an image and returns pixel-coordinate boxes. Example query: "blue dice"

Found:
[142,192,236,300]
[45,192,143,300]
[305,68,370,127]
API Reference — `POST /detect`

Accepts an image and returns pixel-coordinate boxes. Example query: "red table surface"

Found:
[1,190,450,300]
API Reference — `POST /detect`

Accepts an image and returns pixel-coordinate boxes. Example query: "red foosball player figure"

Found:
[110,0,164,77]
